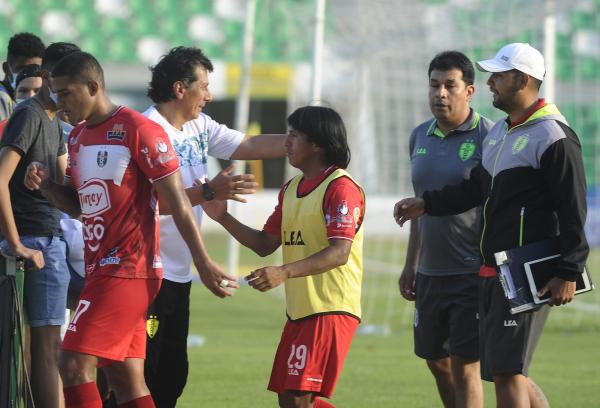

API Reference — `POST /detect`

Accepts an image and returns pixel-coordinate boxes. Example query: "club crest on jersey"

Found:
[512,135,529,154]
[146,315,159,338]
[107,124,126,141]
[97,150,108,168]
[459,140,476,161]
[284,230,305,246]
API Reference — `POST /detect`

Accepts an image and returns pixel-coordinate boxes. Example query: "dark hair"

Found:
[7,32,45,60]
[147,46,214,103]
[428,51,475,85]
[43,42,81,71]
[287,106,351,169]
[51,51,105,87]
[15,64,42,89]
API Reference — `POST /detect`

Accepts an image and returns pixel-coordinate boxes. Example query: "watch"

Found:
[201,181,215,201]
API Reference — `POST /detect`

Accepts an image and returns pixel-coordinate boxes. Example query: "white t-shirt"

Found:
[143,106,244,282]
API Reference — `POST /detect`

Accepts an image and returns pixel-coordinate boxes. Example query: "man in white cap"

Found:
[394,43,588,408]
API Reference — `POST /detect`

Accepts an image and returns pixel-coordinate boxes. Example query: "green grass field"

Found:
[178,233,600,407]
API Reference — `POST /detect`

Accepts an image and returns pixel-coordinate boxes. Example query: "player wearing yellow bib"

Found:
[204,106,365,408]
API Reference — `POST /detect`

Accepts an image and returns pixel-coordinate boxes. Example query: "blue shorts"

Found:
[0,236,69,327]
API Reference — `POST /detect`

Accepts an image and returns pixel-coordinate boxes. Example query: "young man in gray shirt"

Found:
[0,42,79,408]
[399,51,492,408]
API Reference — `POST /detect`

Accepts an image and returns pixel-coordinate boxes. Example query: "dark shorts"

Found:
[144,279,191,408]
[414,273,479,361]
[479,276,549,382]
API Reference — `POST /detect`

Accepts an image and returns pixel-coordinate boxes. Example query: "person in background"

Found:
[399,51,491,408]
[394,43,588,408]
[142,46,285,408]
[0,32,45,120]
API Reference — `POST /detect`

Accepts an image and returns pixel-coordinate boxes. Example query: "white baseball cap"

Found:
[476,43,545,81]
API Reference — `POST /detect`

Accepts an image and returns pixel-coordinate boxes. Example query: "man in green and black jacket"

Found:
[394,43,589,408]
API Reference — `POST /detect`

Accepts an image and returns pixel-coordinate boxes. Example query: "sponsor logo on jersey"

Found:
[153,152,177,166]
[415,147,427,155]
[338,200,349,216]
[156,138,169,153]
[83,216,105,252]
[284,230,305,246]
[459,139,476,161]
[488,139,497,146]
[353,206,361,223]
[152,254,163,269]
[512,135,529,154]
[99,255,121,267]
[97,150,108,168]
[146,315,159,338]
[78,179,111,217]
[504,319,518,327]
[107,123,126,141]
[327,201,355,229]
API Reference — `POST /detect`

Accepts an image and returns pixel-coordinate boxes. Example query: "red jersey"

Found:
[66,106,179,279]
[0,119,7,139]
[263,166,365,240]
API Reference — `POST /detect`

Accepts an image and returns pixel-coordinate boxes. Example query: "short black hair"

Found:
[51,51,105,88]
[15,64,42,89]
[287,106,351,169]
[147,46,214,103]
[7,32,45,60]
[43,42,81,71]
[428,51,475,85]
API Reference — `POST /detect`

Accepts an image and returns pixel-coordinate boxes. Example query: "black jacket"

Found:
[423,104,588,281]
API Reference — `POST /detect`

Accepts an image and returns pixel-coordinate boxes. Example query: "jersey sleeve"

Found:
[323,177,365,240]
[204,114,245,159]
[0,107,41,155]
[129,121,180,182]
[262,181,290,235]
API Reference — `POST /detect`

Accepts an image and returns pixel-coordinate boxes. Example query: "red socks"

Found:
[64,383,154,408]
[313,398,335,408]
[64,382,102,408]
[118,395,156,408]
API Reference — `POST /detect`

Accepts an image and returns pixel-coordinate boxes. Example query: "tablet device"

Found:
[524,255,594,304]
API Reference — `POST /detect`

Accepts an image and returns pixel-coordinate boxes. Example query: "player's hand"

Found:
[195,258,239,298]
[201,199,228,223]
[245,266,287,292]
[393,197,425,227]
[24,161,50,191]
[13,244,45,270]
[399,265,416,301]
[197,164,258,203]
[538,277,576,306]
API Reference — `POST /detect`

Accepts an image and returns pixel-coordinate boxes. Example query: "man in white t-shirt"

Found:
[142,46,286,408]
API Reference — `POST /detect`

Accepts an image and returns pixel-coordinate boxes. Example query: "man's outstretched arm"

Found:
[153,170,239,297]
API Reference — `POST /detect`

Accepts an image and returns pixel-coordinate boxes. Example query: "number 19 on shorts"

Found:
[287,344,307,376]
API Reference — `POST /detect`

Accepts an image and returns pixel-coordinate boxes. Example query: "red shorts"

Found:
[267,314,359,398]
[61,274,161,367]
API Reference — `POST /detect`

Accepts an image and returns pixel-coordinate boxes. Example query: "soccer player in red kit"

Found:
[204,106,365,408]
[24,51,238,408]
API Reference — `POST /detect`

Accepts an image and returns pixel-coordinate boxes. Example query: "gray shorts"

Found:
[414,273,479,361]
[479,276,549,382]
[1,236,69,327]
